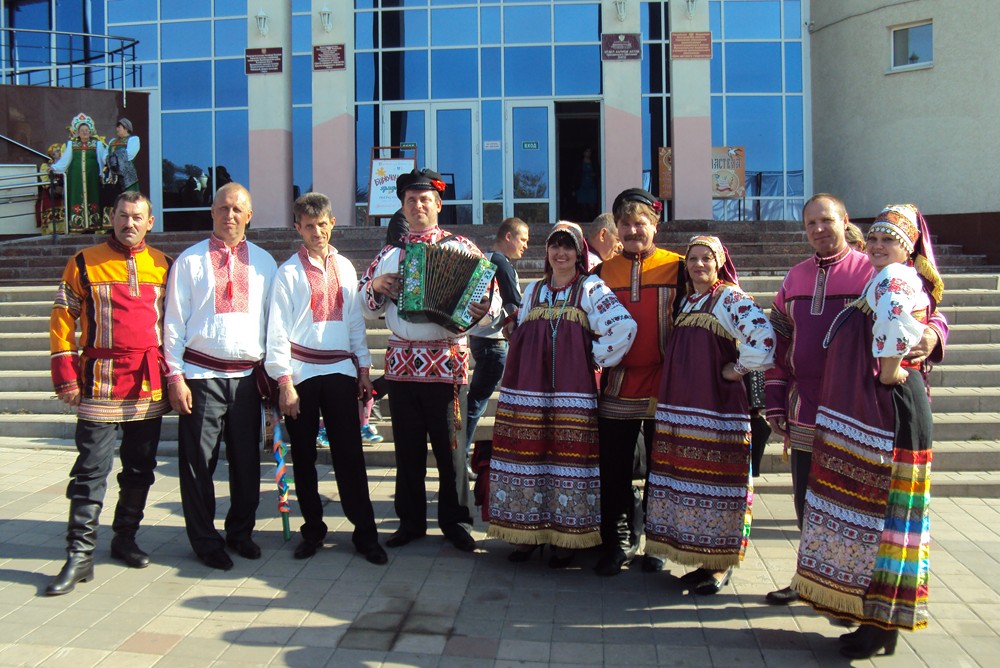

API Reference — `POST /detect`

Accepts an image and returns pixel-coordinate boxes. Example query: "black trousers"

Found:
[67,417,162,505]
[178,375,262,556]
[790,448,812,530]
[598,416,655,547]
[388,380,472,535]
[283,373,379,548]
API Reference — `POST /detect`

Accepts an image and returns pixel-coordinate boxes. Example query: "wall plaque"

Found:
[245,48,283,74]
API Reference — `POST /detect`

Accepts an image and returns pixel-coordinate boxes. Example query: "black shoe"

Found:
[110,535,150,568]
[548,549,575,569]
[226,537,261,560]
[679,567,712,585]
[594,548,631,576]
[765,585,799,605]
[45,553,94,596]
[199,549,234,571]
[443,526,476,553]
[385,529,425,548]
[693,568,733,595]
[508,545,543,562]
[839,625,865,644]
[294,538,322,560]
[839,625,898,659]
[357,543,388,565]
[640,555,665,573]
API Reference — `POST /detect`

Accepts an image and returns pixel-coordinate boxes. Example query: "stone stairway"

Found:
[1,226,998,498]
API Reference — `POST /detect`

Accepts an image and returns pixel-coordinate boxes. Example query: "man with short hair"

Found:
[359,168,501,553]
[46,191,172,595]
[586,212,621,269]
[593,188,686,576]
[764,192,948,604]
[164,182,277,571]
[463,217,529,470]
[265,192,387,564]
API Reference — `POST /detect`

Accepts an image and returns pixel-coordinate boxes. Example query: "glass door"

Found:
[505,101,555,224]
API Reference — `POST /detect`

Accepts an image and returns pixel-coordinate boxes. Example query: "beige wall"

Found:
[810,0,1000,217]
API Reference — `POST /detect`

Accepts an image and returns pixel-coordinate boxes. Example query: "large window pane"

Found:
[723,1,780,39]
[505,47,551,97]
[555,45,600,96]
[381,10,428,49]
[111,24,158,63]
[785,42,802,93]
[724,42,781,93]
[162,61,212,109]
[292,107,312,199]
[431,9,477,47]
[215,110,249,187]
[784,0,801,39]
[710,46,722,93]
[481,100,503,201]
[108,0,157,23]
[162,111,212,208]
[214,19,247,57]
[785,96,803,196]
[554,5,598,43]
[382,51,429,100]
[512,107,548,199]
[436,109,473,201]
[162,0,210,20]
[482,47,501,98]
[726,96,783,173]
[893,23,932,68]
[480,7,501,45]
[215,0,246,18]
[161,21,211,59]
[292,14,311,53]
[504,7,551,44]
[356,53,376,102]
[356,11,375,50]
[215,59,248,107]
[432,49,478,99]
[711,95,724,146]
[293,55,312,105]
[355,105,376,198]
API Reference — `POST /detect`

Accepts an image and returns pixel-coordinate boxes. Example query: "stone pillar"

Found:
[601,4,643,211]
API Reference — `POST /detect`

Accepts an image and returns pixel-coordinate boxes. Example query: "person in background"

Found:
[50,113,106,233]
[585,213,621,270]
[844,221,866,252]
[102,118,141,228]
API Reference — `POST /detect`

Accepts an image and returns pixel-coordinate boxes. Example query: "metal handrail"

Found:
[1,27,140,91]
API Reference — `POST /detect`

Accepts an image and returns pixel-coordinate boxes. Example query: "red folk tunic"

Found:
[596,247,684,419]
[50,237,172,422]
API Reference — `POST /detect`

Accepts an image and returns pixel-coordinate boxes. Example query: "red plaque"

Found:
[601,33,642,61]
[670,32,713,60]
[245,48,283,74]
[313,45,346,71]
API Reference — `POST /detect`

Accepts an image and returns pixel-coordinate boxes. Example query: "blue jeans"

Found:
[465,336,508,455]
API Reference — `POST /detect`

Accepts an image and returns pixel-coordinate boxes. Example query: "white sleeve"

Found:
[582,276,637,368]
[869,264,927,358]
[342,259,372,369]
[163,255,193,378]
[50,142,73,174]
[126,135,141,160]
[712,285,776,372]
[264,269,294,383]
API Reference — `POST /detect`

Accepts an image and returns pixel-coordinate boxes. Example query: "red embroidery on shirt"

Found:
[298,247,344,323]
[210,237,250,314]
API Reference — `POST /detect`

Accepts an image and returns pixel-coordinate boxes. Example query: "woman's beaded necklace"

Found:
[544,270,580,388]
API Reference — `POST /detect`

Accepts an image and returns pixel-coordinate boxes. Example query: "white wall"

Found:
[810,0,1000,217]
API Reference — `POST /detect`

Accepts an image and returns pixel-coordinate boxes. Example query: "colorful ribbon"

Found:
[271,412,292,541]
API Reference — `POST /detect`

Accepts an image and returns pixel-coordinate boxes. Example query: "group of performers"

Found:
[38,112,141,235]
[46,170,942,659]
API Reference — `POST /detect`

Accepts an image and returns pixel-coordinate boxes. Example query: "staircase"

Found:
[1,224,998,497]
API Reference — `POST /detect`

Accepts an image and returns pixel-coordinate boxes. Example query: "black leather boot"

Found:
[111,487,150,568]
[46,501,100,596]
[594,513,639,576]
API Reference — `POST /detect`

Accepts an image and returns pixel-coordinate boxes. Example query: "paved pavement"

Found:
[0,446,997,667]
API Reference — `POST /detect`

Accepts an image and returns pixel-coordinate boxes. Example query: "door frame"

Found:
[504,99,556,223]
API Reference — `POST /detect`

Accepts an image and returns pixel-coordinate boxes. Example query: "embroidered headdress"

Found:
[545,221,589,275]
[69,113,95,134]
[686,235,740,286]
[870,204,944,306]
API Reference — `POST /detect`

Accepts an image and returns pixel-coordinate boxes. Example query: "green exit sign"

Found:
[522,141,539,150]
[400,142,416,148]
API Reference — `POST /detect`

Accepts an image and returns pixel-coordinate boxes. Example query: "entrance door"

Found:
[382,103,479,225]
[505,101,555,224]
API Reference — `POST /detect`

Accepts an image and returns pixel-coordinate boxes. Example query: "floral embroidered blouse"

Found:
[865,262,931,359]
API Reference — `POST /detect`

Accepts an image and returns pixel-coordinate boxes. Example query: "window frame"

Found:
[888,20,933,74]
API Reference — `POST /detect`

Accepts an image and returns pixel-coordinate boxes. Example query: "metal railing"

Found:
[0,27,141,92]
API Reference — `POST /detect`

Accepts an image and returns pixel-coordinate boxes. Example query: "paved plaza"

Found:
[0,446,997,667]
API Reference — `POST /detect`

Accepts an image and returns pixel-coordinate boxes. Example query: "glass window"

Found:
[554,5,598,43]
[726,96,783,173]
[163,1,210,20]
[504,6,551,44]
[356,12,375,50]
[710,46,722,93]
[215,109,249,187]
[482,47,501,98]
[382,51,429,100]
[481,7,501,45]
[481,100,503,201]
[161,21,211,59]
[643,44,663,95]
[724,42,782,93]
[512,106,549,200]
[432,49,478,99]
[711,96,724,146]
[505,47,551,97]
[723,1,780,39]
[294,0,311,12]
[555,45,600,95]
[784,0,801,39]
[431,9,477,47]
[292,107,313,198]
[785,42,802,93]
[892,22,932,69]
[108,0,157,23]
[436,109,473,200]
[643,1,663,42]
[214,19,247,57]
[162,111,212,206]
[111,23,158,62]
[709,0,721,37]
[214,0,246,18]
[292,14,311,53]
[214,59,248,107]
[355,105,376,198]
[381,10,428,49]
[162,61,213,109]
[786,97,804,196]
[293,55,312,105]
[356,53,376,102]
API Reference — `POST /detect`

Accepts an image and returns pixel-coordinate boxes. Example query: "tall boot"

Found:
[594,510,639,576]
[110,486,151,568]
[46,501,100,596]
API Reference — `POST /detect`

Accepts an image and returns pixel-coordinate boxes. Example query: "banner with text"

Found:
[657,146,746,199]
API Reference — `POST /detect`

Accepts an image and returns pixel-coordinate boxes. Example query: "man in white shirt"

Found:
[585,212,621,270]
[359,168,501,553]
[265,192,387,564]
[164,183,277,571]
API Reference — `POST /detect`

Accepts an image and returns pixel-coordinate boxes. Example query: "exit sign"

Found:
[522,141,539,150]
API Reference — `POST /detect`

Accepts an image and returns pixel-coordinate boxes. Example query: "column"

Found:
[601,3,644,209]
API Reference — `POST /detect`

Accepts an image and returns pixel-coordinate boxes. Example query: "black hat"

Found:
[396,168,446,201]
[612,188,663,219]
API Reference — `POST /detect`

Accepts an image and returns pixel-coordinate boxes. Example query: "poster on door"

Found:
[657,146,746,199]
[368,157,416,217]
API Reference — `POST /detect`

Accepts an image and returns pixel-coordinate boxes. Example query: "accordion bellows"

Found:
[398,242,496,333]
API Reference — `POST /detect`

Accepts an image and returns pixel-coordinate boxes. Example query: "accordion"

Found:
[398,242,496,333]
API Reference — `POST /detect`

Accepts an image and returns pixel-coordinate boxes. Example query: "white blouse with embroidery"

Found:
[520,274,637,368]
[865,262,931,359]
[680,284,776,372]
